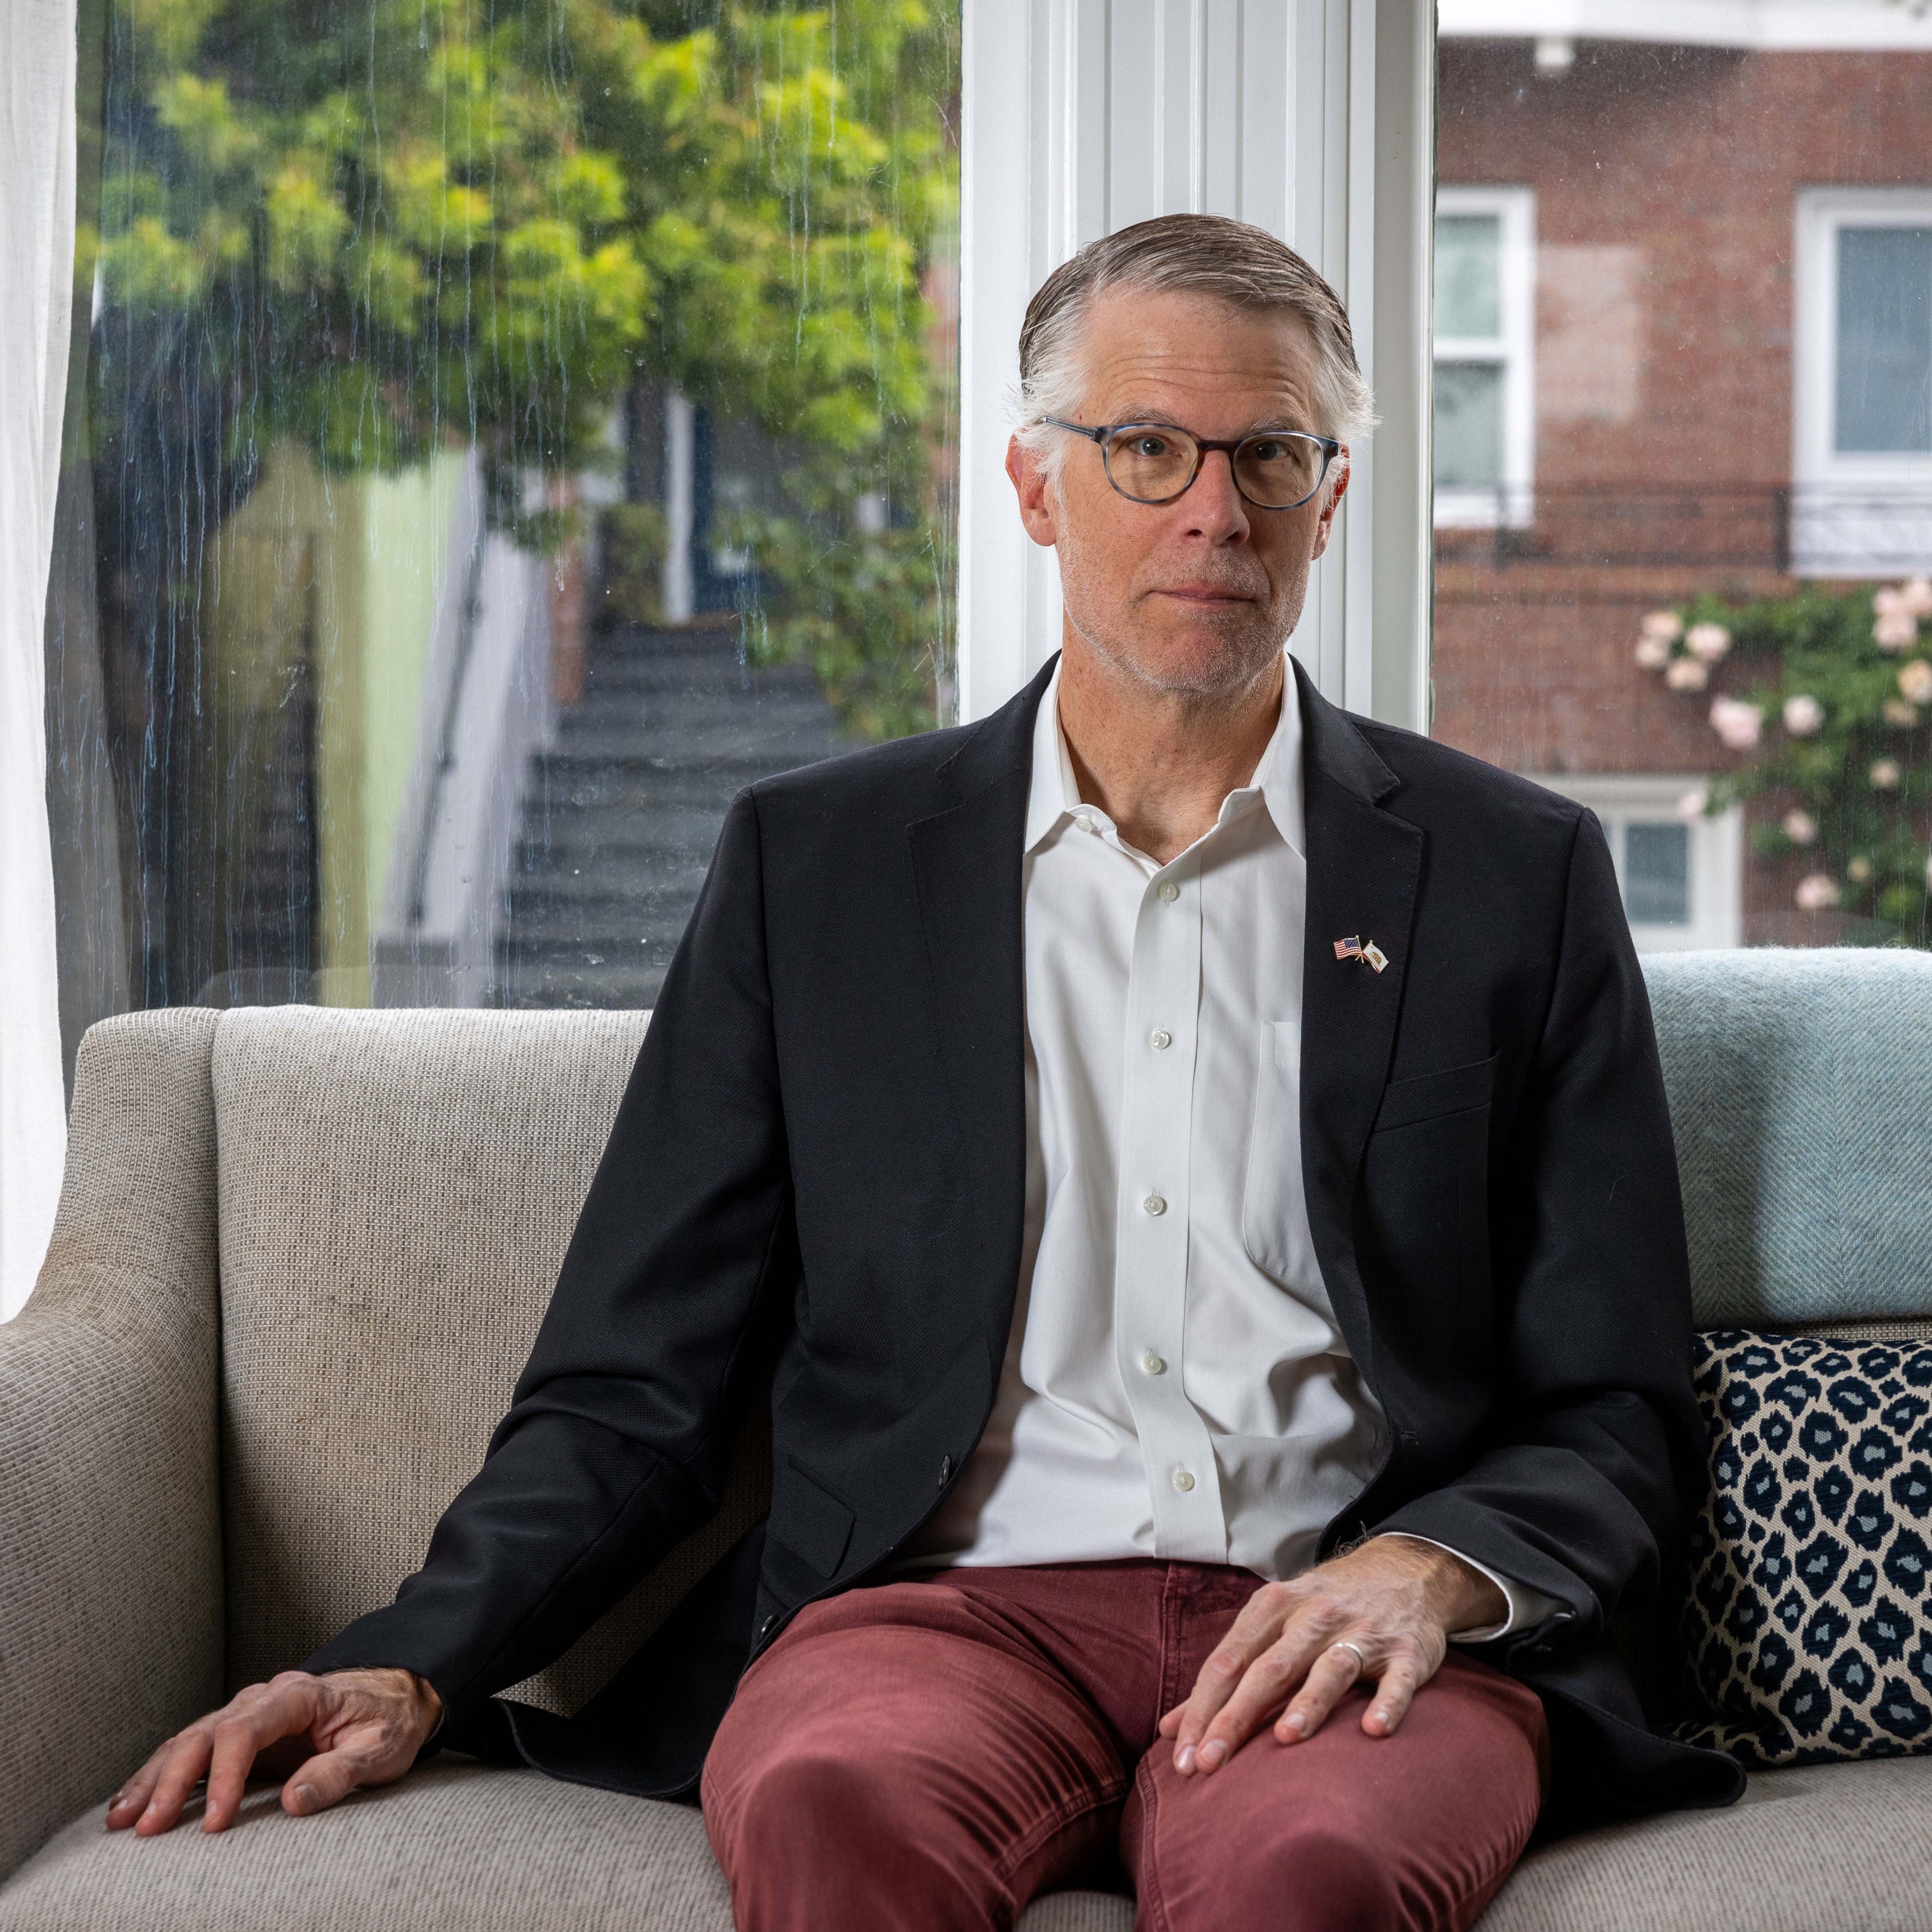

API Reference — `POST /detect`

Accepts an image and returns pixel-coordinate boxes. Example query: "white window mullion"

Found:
[958,0,1437,731]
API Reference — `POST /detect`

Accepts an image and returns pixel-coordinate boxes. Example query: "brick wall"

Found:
[1432,37,1932,937]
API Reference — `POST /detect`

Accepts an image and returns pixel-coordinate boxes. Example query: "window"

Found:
[1793,188,1932,577]
[1433,187,1535,528]
[1435,20,1932,951]
[44,0,960,1039]
[1529,777,1743,953]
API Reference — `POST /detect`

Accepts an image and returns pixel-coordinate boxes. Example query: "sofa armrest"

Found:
[0,1010,224,1882]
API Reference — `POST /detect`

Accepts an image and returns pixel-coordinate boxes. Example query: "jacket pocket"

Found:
[770,1455,856,1577]
[1241,1020,1320,1284]
[1372,1054,1499,1135]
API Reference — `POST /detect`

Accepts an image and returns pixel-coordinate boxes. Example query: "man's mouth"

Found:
[1150,585,1258,606]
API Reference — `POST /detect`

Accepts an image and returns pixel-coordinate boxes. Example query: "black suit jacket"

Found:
[308,657,1745,1832]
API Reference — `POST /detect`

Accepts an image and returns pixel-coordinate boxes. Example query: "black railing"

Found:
[1434,486,1932,575]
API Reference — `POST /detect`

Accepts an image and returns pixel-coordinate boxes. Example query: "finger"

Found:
[1272,1639,1372,1747]
[1360,1653,1425,1738]
[281,1742,390,1818]
[1169,1586,1305,1772]
[203,1679,328,1832]
[108,1737,183,1830]
[1194,1631,1346,1773]
[135,1730,216,1836]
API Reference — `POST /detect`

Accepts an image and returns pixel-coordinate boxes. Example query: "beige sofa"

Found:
[4,978,1931,1929]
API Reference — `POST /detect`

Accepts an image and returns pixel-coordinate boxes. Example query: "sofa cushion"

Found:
[5,1755,1931,1932]
[1675,1328,1932,1765]
[0,1762,1129,1931]
[209,1008,770,1718]
[1477,1756,1932,1930]
[1644,949,1932,1327]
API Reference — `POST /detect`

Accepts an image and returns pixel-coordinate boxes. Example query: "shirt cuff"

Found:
[1373,1532,1564,1643]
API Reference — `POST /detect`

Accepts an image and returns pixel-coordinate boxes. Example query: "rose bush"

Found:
[1636,579,1932,942]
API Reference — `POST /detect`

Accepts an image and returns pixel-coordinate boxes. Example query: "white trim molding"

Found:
[1431,185,1536,532]
[1792,186,1932,580]
[958,0,1435,730]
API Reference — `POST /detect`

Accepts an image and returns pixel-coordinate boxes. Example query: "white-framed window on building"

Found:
[1793,187,1932,577]
[1527,775,1743,953]
[1433,185,1535,529]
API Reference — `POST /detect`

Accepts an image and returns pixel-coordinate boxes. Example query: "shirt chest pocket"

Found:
[1241,1019,1319,1285]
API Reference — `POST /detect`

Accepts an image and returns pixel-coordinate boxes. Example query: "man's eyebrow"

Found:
[1103,406,1314,435]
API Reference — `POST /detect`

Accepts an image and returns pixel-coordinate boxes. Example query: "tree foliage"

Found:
[88,0,958,729]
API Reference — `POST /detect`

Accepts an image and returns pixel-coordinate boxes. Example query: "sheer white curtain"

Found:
[0,0,77,1319]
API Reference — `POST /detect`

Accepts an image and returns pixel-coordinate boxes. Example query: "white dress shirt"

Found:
[904,657,1554,1642]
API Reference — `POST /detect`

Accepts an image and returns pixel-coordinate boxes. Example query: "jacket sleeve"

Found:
[1370,808,1705,1646]
[303,789,793,1722]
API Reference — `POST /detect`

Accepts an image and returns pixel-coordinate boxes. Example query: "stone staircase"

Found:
[494,623,845,1009]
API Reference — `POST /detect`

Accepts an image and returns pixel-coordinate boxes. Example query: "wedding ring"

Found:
[1330,1640,1367,1674]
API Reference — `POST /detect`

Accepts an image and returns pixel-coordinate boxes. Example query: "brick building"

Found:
[1431,5,1932,946]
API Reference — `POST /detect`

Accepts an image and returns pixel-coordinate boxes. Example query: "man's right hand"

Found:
[106,1667,444,1835]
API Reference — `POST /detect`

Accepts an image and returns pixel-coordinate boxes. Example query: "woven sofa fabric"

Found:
[211,1006,772,1718]
[0,1010,225,1885]
[1643,948,1932,1326]
[1675,1328,1932,1765]
[8,1754,1932,1932]
[1474,1755,1932,1931]
[0,1763,1134,1931]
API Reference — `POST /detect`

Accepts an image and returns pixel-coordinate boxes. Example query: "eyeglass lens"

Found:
[1101,426,1327,509]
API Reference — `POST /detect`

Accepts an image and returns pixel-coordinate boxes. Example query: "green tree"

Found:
[89,0,957,726]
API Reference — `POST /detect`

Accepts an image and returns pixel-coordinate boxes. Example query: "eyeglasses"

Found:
[1038,418,1341,511]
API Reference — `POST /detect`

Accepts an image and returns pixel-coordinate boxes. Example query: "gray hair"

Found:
[1012,214,1375,490]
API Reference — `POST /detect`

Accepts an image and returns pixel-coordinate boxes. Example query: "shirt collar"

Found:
[1023,653,1306,860]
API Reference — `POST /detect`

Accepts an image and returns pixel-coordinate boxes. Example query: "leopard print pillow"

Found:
[1674,1329,1932,1766]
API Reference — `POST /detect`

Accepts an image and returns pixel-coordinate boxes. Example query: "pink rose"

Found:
[1666,657,1710,691]
[1794,874,1841,911]
[1783,694,1824,737]
[1782,810,1818,845]
[1709,696,1762,748]
[1686,622,1732,663]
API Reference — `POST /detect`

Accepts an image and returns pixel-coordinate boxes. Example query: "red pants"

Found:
[702,1560,1549,1932]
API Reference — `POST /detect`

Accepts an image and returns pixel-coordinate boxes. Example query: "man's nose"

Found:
[1184,449,1250,541]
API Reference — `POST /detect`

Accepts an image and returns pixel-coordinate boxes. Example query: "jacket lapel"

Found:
[906,663,1053,1372]
[1295,660,1424,1381]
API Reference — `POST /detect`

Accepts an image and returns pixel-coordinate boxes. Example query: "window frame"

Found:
[1432,184,1536,531]
[1792,185,1932,578]
[1527,773,1743,953]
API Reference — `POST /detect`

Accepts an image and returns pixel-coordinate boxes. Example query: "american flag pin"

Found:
[1333,935,1362,961]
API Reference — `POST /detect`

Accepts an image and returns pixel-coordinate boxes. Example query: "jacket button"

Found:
[758,1614,778,1640]
[939,1454,953,1487]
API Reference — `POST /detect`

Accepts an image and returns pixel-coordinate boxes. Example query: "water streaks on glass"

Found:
[44,0,959,1067]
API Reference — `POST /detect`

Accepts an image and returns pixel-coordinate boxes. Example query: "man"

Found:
[109,216,1741,1929]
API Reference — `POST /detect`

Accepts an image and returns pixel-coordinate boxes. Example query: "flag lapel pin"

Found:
[1334,935,1388,974]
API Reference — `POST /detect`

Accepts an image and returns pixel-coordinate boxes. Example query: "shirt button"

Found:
[1143,1194,1167,1217]
[1172,1469,1195,1493]
[1149,1028,1172,1051]
[1157,881,1180,903]
[1142,1351,1166,1375]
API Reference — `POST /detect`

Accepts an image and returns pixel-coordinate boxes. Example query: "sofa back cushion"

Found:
[211,1007,770,1715]
[1644,950,1932,1328]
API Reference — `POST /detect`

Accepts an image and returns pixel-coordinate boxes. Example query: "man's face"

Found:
[1007,288,1347,703]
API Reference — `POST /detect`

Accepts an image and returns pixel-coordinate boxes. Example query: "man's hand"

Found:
[106,1667,444,1834]
[1160,1538,1505,1776]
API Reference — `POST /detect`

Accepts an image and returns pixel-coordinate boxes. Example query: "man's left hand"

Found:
[1159,1538,1506,1776]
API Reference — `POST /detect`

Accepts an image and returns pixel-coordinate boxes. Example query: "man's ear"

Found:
[1307,447,1350,562]
[1006,435,1061,549]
